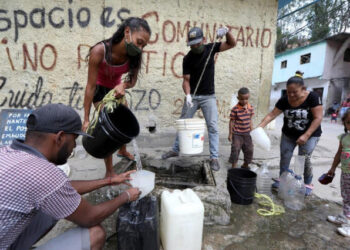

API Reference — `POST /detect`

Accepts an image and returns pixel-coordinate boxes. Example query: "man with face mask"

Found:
[162,27,236,171]
[0,103,140,250]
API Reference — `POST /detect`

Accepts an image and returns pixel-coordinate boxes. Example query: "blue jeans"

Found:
[279,133,320,185]
[172,94,219,159]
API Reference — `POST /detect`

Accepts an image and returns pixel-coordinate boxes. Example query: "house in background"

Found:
[270,33,350,114]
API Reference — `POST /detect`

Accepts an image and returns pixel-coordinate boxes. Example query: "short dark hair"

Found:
[238,87,250,95]
[25,130,48,143]
[287,75,304,86]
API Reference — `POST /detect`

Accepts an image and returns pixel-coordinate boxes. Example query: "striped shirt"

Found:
[230,103,254,134]
[0,140,81,249]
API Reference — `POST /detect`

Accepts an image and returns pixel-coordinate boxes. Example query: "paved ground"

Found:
[36,116,348,249]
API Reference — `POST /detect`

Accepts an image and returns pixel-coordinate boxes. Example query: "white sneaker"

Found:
[338,225,350,237]
[327,214,350,225]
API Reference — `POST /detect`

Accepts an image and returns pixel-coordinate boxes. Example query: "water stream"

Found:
[132,139,142,171]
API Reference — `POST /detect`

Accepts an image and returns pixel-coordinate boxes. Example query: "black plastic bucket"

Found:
[227,168,257,205]
[82,105,140,159]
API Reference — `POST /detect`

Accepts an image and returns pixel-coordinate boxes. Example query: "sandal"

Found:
[271,178,280,189]
[338,225,350,237]
[117,151,135,161]
[304,184,314,196]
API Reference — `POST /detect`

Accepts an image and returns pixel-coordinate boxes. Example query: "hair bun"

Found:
[295,71,304,78]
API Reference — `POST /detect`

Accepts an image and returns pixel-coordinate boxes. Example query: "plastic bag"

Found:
[230,93,238,108]
[251,127,271,151]
[117,196,159,250]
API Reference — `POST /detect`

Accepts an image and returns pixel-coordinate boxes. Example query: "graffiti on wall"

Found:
[0,3,272,116]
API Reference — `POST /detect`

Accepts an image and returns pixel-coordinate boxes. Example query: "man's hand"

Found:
[217,26,229,39]
[113,83,126,98]
[228,133,232,142]
[111,170,136,185]
[126,187,141,202]
[186,94,193,108]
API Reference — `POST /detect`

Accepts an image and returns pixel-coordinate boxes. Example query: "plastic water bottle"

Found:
[284,175,305,210]
[293,155,305,176]
[278,169,294,200]
[256,163,272,196]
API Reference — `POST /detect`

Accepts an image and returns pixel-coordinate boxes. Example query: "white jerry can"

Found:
[160,189,204,250]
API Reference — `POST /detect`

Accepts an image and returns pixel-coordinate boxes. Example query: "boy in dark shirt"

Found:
[228,87,254,168]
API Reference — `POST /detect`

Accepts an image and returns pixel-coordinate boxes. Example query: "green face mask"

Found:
[191,44,204,54]
[125,32,142,57]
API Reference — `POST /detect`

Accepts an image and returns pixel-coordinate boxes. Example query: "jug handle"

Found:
[179,195,187,204]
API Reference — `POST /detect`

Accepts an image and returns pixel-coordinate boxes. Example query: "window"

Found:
[300,53,311,64]
[281,89,287,97]
[313,88,324,100]
[281,60,287,68]
[344,48,350,62]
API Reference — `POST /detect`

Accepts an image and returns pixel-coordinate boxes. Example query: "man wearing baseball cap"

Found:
[0,103,140,249]
[162,26,236,171]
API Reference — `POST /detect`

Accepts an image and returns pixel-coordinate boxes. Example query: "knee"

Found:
[89,225,106,249]
[207,123,218,133]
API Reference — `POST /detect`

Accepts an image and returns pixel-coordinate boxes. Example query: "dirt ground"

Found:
[36,115,348,249]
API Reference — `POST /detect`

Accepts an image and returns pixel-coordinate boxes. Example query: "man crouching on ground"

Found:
[0,103,140,250]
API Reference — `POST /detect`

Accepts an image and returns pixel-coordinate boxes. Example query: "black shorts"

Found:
[93,85,112,103]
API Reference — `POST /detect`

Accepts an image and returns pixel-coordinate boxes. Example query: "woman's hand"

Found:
[82,120,90,132]
[113,83,126,98]
[111,170,136,185]
[296,133,310,145]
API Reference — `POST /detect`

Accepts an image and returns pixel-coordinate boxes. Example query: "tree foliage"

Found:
[276,0,350,53]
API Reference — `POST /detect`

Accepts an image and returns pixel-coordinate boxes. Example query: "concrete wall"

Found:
[323,38,350,80]
[272,41,327,84]
[0,0,277,133]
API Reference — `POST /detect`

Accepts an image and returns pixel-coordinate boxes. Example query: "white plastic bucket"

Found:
[130,170,155,199]
[57,163,71,177]
[176,118,206,155]
[251,127,271,151]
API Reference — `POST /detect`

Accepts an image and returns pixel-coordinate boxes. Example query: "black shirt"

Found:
[182,42,221,95]
[276,91,322,139]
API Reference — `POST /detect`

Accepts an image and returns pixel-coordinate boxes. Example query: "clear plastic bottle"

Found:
[278,169,294,200]
[256,163,272,196]
[284,175,305,210]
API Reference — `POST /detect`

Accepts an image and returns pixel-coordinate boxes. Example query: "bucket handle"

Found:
[228,179,255,200]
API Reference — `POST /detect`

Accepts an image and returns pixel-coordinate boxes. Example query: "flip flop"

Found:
[117,153,135,162]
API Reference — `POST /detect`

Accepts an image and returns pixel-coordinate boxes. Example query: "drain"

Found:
[137,161,215,189]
